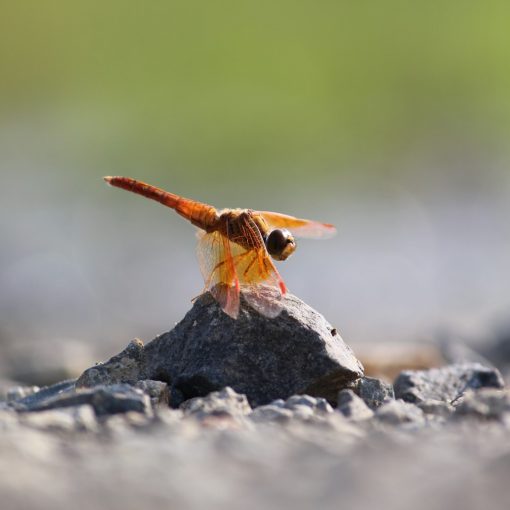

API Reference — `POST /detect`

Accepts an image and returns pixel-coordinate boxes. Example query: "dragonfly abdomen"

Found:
[217,210,267,250]
[104,176,219,231]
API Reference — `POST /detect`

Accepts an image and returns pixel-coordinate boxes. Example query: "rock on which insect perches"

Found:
[141,292,364,407]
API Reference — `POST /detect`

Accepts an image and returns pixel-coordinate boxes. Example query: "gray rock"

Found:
[337,389,374,421]
[13,383,151,417]
[180,387,251,420]
[77,339,145,388]
[417,400,454,418]
[394,363,505,404]
[78,293,363,407]
[147,293,363,406]
[288,404,316,420]
[454,389,510,421]
[316,399,334,414]
[375,399,425,425]
[11,379,76,408]
[103,411,154,432]
[18,405,98,432]
[6,385,40,403]
[169,387,186,408]
[353,376,394,409]
[249,394,334,424]
[249,405,294,423]
[283,394,334,414]
[154,407,184,426]
[135,380,170,407]
[285,394,319,408]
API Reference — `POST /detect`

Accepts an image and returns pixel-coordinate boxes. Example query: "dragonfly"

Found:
[104,176,336,319]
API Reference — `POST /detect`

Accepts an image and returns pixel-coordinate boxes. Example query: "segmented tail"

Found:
[104,176,218,230]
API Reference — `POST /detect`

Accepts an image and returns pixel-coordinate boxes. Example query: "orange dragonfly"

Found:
[104,176,336,319]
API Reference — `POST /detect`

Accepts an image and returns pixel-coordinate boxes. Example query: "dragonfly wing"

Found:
[228,214,287,318]
[196,230,240,318]
[257,211,336,239]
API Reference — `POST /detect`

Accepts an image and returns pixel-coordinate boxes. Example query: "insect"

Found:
[104,176,336,319]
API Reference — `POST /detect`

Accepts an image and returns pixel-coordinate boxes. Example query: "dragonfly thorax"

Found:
[217,209,296,261]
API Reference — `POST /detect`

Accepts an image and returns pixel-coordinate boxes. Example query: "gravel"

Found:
[337,389,375,421]
[2,299,510,510]
[353,376,395,409]
[12,382,152,417]
[0,372,509,510]
[375,399,426,426]
[454,388,510,421]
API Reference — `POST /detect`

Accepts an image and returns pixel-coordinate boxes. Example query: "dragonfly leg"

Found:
[242,252,259,278]
[203,250,251,290]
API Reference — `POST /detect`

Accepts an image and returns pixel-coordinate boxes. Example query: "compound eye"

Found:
[266,229,296,261]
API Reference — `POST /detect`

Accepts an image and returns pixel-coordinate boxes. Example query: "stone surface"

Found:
[417,400,454,418]
[12,383,151,417]
[375,399,425,425]
[454,389,510,421]
[77,338,145,388]
[135,380,170,407]
[6,385,40,403]
[353,376,394,409]
[249,404,294,423]
[283,394,334,414]
[11,379,76,409]
[77,293,364,407]
[1,366,510,510]
[18,405,98,432]
[147,293,363,406]
[180,386,251,420]
[394,363,504,404]
[337,389,374,420]
[249,394,334,424]
[103,411,154,432]
[1,415,509,510]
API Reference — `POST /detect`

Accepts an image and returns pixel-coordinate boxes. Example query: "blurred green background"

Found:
[1,1,510,383]
[2,1,510,183]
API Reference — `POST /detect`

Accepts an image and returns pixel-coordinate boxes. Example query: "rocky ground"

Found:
[1,294,509,510]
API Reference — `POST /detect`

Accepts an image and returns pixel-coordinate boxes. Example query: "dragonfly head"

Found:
[265,228,296,261]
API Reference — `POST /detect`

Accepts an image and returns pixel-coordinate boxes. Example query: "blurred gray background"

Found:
[1,1,509,382]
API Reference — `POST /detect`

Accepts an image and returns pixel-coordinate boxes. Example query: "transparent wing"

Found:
[257,210,336,239]
[228,214,287,318]
[196,230,240,319]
